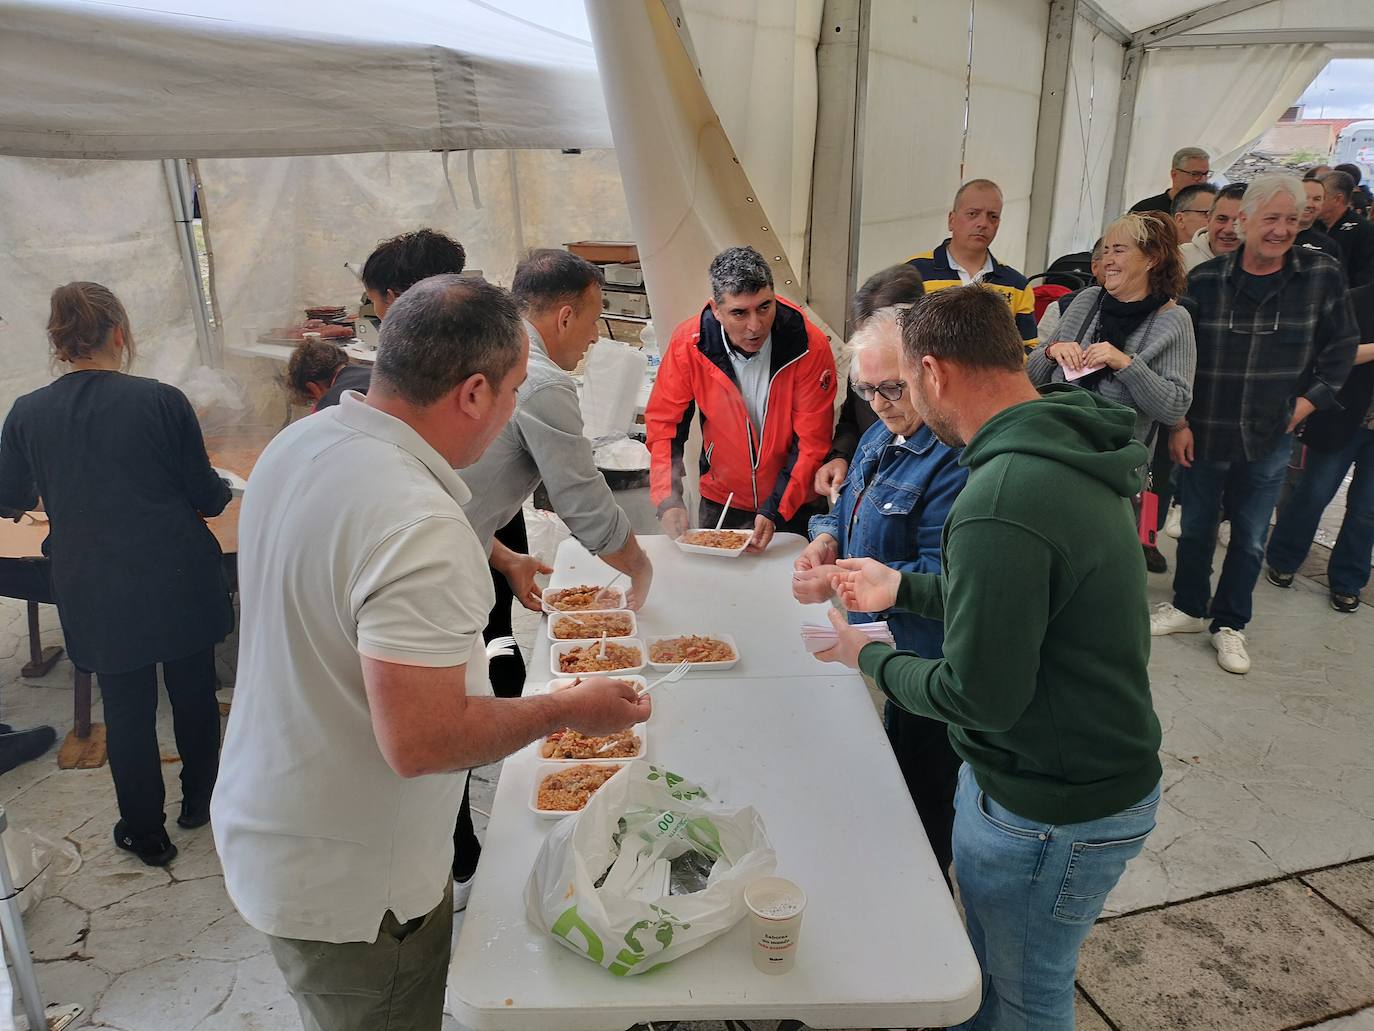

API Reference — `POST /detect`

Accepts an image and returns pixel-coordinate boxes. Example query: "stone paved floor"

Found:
[1,528,1370,1029]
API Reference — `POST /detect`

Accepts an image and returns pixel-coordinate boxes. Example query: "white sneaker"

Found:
[1211,628,1251,674]
[1164,504,1182,539]
[453,874,474,912]
[1150,602,1206,636]
[1217,520,1231,549]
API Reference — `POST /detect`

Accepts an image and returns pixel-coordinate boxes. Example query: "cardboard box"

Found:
[567,241,639,263]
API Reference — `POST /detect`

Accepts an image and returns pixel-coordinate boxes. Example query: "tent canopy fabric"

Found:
[0,0,611,158]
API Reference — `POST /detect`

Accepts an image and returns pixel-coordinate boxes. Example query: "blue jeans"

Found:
[952,765,1159,1030]
[1267,427,1374,596]
[1172,438,1292,632]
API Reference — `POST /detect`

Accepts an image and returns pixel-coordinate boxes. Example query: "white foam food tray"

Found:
[548,610,638,641]
[644,633,740,671]
[529,760,627,819]
[541,584,628,614]
[549,637,646,678]
[673,529,750,558]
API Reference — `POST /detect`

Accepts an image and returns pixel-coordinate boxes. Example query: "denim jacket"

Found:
[809,421,967,658]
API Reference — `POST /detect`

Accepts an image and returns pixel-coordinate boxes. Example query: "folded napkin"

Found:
[800,620,896,653]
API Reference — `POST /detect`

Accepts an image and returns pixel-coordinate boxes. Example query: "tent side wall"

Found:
[0,157,202,403]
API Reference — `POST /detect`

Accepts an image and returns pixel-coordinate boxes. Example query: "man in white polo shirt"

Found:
[213,275,650,1031]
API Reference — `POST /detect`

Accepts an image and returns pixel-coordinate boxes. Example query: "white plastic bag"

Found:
[525,761,775,976]
[1,827,81,916]
[580,339,648,443]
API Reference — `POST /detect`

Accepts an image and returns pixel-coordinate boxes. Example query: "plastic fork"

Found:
[637,660,691,696]
[485,636,516,660]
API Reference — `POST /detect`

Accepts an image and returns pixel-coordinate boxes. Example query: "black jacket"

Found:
[1129,190,1173,217]
[1296,226,1340,263]
[0,372,233,673]
[1322,208,1374,289]
[1302,283,1374,453]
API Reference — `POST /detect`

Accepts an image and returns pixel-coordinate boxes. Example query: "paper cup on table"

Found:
[744,876,806,974]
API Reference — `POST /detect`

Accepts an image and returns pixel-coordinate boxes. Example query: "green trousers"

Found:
[267,881,453,1031]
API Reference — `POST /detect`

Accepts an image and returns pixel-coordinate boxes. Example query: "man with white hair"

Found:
[1130,146,1212,216]
[1152,173,1358,675]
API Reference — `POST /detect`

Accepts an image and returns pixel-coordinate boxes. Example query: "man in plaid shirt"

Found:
[1151,173,1358,675]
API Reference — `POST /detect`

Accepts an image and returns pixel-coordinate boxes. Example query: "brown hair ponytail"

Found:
[47,282,136,368]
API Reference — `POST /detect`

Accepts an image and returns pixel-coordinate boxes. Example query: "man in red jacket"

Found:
[647,246,837,551]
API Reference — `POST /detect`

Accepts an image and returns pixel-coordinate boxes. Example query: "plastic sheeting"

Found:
[1047,14,1124,263]
[856,2,971,281]
[857,0,1046,281]
[199,148,631,415]
[0,157,202,409]
[0,0,611,159]
[1121,43,1332,210]
[682,0,824,279]
[584,0,812,337]
[964,0,1050,274]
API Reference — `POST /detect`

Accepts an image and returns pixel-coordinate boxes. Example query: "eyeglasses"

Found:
[854,380,906,402]
[1175,168,1212,181]
[1178,208,1211,216]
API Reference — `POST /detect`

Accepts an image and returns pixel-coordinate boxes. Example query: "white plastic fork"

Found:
[485,635,517,660]
[637,660,691,696]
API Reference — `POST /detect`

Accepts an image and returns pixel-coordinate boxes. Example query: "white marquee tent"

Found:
[1,0,1373,417]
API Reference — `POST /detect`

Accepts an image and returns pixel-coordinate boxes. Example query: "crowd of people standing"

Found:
[0,145,1369,1030]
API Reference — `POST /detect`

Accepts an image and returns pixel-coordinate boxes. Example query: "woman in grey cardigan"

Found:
[1027,212,1196,570]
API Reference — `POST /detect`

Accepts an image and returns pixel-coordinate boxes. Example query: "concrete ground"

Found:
[1,521,1370,1029]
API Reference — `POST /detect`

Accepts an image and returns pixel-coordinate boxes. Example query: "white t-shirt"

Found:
[954,252,995,284]
[212,392,494,943]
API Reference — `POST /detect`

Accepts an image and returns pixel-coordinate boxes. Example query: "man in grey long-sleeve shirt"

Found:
[460,249,653,609]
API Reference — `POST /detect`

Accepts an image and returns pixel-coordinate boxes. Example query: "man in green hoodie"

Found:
[816,285,1162,1030]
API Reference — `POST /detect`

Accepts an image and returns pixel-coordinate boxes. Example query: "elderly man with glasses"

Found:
[793,304,968,882]
[1152,173,1358,676]
[1130,146,1212,217]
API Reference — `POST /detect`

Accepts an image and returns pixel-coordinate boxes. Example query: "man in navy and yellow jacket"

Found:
[907,178,1039,350]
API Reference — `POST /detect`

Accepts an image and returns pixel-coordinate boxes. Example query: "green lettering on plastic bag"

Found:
[550,906,604,963]
[645,765,707,801]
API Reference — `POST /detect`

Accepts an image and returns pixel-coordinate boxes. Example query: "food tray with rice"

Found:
[673,528,751,558]
[536,675,649,763]
[550,638,645,676]
[538,724,647,762]
[549,610,637,641]
[541,584,627,614]
[645,633,739,671]
[529,762,625,818]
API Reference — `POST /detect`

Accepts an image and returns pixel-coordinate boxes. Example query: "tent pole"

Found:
[1026,0,1078,274]
[1102,45,1142,227]
[162,158,216,366]
[805,0,869,340]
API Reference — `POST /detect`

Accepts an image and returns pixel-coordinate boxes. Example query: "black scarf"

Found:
[1094,291,1168,351]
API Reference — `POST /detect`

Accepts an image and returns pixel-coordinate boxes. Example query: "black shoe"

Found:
[1143,545,1168,573]
[113,821,177,866]
[177,801,211,830]
[1266,567,1295,589]
[0,725,56,776]
[1331,592,1360,613]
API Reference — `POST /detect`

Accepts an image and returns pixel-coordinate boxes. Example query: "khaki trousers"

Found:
[267,881,453,1031]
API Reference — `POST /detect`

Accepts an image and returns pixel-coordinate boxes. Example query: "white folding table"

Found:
[446,535,980,1030]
